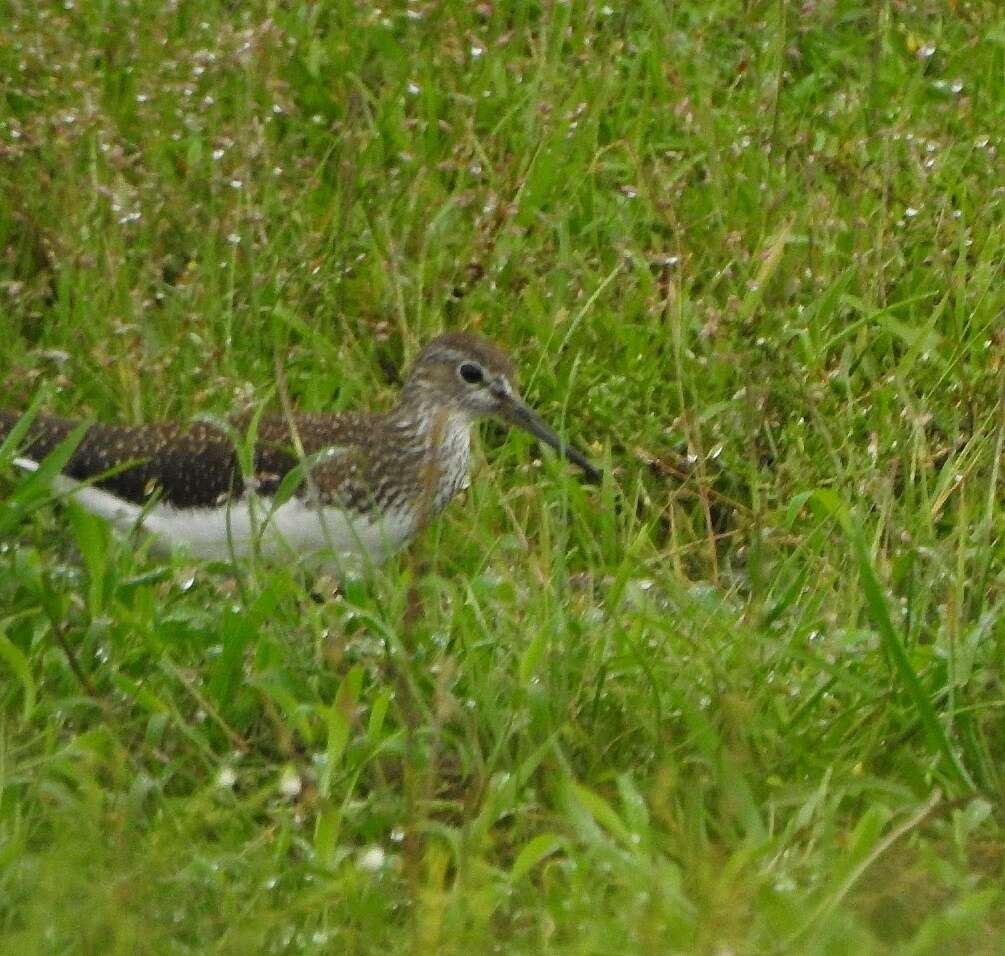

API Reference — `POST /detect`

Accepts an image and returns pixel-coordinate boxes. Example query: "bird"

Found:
[0,332,600,572]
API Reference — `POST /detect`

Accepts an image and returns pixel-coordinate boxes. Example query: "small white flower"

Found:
[278,766,302,797]
[358,846,385,871]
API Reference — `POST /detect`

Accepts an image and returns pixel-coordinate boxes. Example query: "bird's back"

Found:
[1,409,382,507]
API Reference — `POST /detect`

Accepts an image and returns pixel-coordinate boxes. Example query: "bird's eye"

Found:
[458,362,484,384]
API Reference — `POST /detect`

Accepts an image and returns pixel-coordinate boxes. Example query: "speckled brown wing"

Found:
[1,409,244,508]
[254,413,434,515]
[0,409,381,511]
[249,413,377,512]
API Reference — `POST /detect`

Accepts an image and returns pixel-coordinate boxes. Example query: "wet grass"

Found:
[1,0,1004,952]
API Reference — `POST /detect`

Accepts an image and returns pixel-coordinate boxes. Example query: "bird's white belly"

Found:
[47,472,416,570]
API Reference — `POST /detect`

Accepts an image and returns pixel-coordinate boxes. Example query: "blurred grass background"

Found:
[1,0,1004,951]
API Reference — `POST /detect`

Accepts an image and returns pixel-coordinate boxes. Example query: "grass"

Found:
[1,0,1004,951]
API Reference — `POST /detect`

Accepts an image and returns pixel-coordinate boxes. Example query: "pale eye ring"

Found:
[458,362,484,384]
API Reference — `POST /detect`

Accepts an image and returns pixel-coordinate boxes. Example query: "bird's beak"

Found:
[499,395,602,484]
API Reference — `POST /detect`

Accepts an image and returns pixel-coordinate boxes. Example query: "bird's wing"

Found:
[2,410,247,508]
[252,414,374,511]
[1,409,380,512]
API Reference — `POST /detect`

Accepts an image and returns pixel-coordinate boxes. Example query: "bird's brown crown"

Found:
[408,332,516,385]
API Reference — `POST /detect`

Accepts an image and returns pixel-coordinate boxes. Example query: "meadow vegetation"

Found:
[1,0,1004,951]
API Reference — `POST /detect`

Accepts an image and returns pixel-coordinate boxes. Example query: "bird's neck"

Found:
[386,394,473,439]
[383,401,474,515]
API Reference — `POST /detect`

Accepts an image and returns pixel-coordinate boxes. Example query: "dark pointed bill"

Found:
[502,399,602,484]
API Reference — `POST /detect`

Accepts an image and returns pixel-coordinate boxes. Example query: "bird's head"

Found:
[400,332,601,482]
